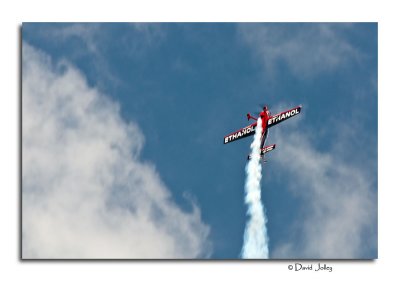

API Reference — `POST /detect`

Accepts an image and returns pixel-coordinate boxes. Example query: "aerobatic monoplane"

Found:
[223,105,302,161]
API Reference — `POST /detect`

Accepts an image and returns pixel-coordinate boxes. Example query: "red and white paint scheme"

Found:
[223,105,302,162]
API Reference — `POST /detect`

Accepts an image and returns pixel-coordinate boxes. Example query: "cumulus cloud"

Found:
[270,121,377,259]
[238,23,361,79]
[24,23,166,91]
[22,43,211,259]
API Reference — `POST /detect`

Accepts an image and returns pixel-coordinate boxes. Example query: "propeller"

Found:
[247,102,270,120]
[252,103,268,115]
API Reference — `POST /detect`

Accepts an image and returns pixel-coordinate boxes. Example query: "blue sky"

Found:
[22,23,377,259]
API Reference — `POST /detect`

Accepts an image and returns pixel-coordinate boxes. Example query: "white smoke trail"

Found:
[241,118,269,259]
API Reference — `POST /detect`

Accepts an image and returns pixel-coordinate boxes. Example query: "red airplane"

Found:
[223,105,302,161]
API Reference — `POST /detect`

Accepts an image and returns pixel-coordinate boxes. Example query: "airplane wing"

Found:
[267,105,302,128]
[223,122,257,144]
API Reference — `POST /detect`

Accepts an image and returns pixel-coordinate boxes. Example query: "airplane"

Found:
[223,104,302,161]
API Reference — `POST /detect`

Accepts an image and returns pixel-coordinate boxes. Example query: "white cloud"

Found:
[26,23,166,91]
[270,121,376,258]
[238,23,361,79]
[22,43,211,259]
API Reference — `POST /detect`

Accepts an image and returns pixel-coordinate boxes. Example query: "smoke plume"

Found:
[241,118,269,259]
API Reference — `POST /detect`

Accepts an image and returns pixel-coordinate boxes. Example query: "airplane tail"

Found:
[247,144,276,161]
